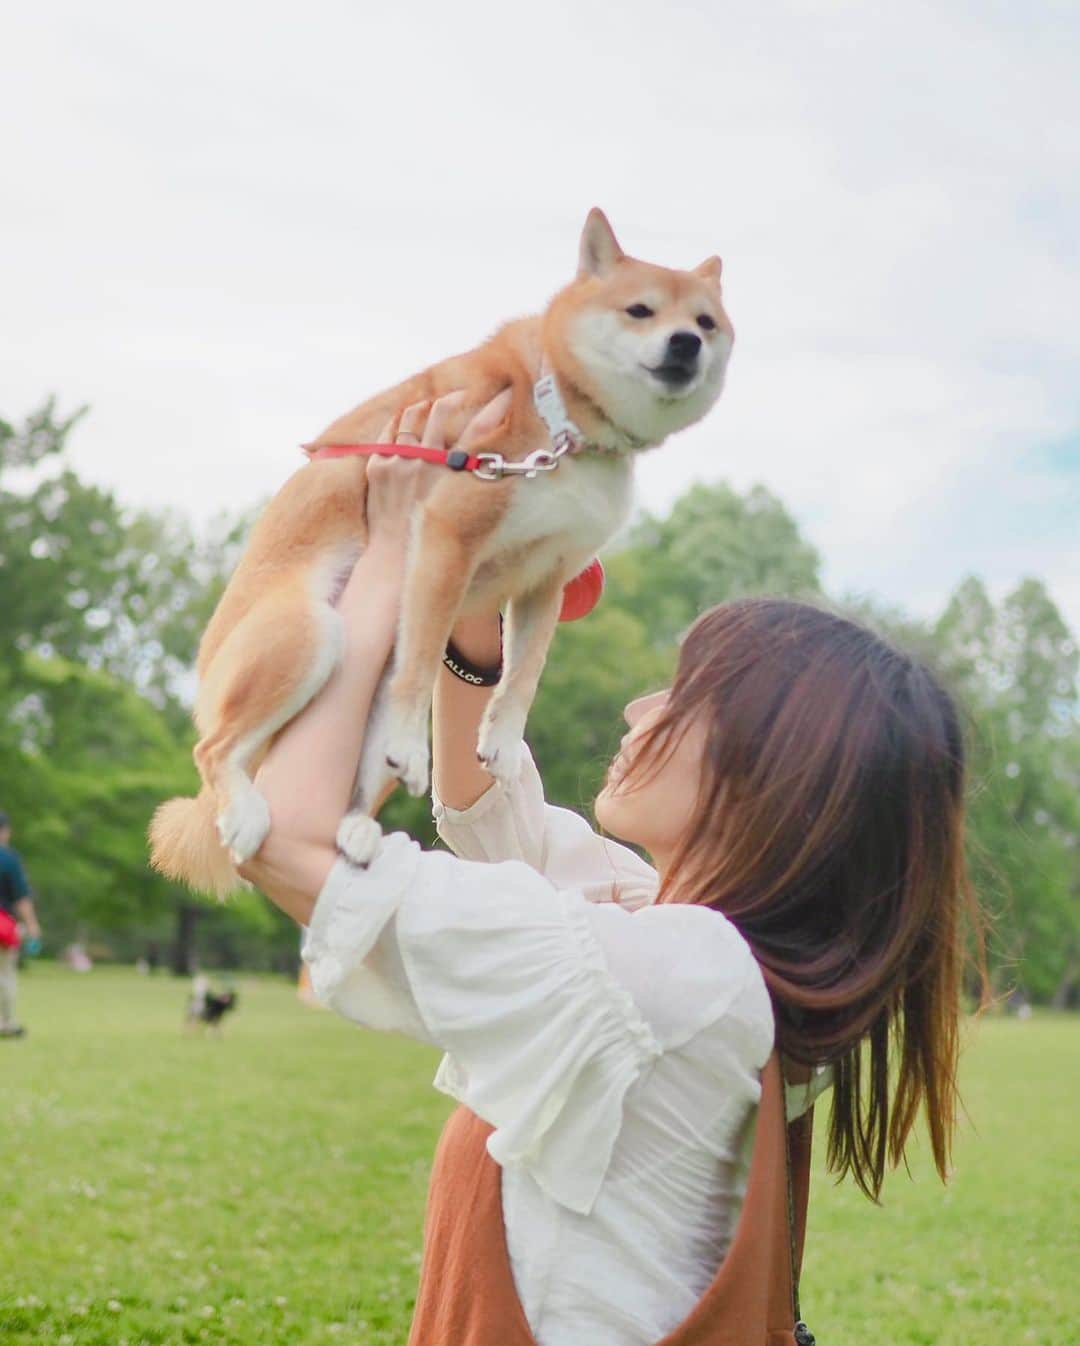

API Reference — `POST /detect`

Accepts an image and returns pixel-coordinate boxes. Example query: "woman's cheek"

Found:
[593,781,620,834]
[596,775,662,850]
[594,776,640,842]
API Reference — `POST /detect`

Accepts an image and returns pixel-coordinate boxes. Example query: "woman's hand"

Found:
[364,395,456,554]
[365,387,514,555]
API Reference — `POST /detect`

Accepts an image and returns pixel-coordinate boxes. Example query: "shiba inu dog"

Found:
[150,209,734,895]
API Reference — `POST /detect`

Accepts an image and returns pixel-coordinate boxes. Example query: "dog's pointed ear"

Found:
[578,208,625,278]
[694,255,723,286]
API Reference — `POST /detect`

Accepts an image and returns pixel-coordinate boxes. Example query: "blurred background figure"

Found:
[184,972,238,1036]
[0,807,42,1040]
[64,941,93,973]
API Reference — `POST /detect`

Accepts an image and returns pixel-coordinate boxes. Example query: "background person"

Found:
[0,807,42,1040]
[240,394,988,1346]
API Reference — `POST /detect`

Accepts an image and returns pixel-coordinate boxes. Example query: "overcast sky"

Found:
[3,1,1078,634]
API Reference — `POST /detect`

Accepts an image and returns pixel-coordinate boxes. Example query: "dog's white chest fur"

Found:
[468,452,635,606]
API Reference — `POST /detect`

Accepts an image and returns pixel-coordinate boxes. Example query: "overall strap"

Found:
[652,1052,810,1345]
[409,1052,814,1346]
[409,1108,536,1346]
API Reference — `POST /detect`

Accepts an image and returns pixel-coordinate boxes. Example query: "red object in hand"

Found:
[559,558,605,622]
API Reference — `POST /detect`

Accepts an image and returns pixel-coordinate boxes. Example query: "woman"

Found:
[242,392,987,1346]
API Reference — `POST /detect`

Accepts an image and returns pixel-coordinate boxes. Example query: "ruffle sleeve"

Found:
[395,859,662,1215]
[302,835,664,1215]
[301,832,431,1041]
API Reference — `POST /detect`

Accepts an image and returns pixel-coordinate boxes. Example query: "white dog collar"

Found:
[533,367,647,455]
[533,371,586,455]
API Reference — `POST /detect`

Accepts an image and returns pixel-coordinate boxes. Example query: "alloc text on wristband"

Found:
[442,638,503,688]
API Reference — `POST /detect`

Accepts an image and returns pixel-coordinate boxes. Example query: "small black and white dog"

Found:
[185,974,238,1035]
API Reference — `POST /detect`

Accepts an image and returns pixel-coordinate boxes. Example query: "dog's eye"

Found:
[697,314,717,332]
[625,304,654,320]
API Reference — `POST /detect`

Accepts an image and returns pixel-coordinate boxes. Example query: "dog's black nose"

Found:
[667,330,702,364]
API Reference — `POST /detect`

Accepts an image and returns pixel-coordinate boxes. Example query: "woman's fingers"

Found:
[367,399,443,519]
[421,389,469,449]
[398,399,433,443]
[365,386,514,547]
[455,388,513,450]
[377,397,437,446]
[375,385,512,462]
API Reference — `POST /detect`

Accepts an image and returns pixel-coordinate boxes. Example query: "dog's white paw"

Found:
[477,717,524,786]
[336,812,382,868]
[385,730,430,798]
[216,790,271,864]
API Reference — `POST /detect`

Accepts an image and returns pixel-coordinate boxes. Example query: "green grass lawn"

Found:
[1,965,1075,1345]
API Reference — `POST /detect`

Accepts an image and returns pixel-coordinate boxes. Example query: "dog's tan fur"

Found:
[150,211,734,894]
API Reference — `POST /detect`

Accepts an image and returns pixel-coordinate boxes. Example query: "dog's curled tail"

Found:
[149,790,239,899]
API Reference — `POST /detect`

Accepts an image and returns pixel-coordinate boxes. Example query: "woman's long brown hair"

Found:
[625,599,990,1201]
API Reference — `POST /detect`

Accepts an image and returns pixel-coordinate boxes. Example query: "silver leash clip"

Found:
[473,444,568,482]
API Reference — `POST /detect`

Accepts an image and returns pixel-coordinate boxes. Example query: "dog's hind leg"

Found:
[477,573,564,785]
[195,582,344,865]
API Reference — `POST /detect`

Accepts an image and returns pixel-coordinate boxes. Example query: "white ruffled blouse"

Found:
[302,746,831,1346]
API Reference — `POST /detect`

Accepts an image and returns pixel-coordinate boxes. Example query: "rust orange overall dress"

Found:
[408,1051,813,1346]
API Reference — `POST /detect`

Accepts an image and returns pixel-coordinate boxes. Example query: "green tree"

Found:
[0,651,294,971]
[0,396,87,473]
[1,401,274,971]
[934,577,1080,1003]
[606,482,822,647]
[1,398,250,721]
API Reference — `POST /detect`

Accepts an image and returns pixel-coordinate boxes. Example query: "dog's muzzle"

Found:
[650,330,702,388]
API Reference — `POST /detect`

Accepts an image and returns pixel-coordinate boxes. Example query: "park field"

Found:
[1,965,1075,1346]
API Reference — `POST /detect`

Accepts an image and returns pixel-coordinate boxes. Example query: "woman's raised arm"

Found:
[238,539,404,923]
[431,614,503,810]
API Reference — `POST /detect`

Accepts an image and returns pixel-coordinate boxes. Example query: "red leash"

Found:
[305,442,486,472]
[304,438,579,482]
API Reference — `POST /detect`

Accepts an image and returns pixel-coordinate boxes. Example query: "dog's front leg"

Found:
[477,573,564,785]
[384,515,479,797]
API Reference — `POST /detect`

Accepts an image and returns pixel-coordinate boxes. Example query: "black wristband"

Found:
[443,637,503,687]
